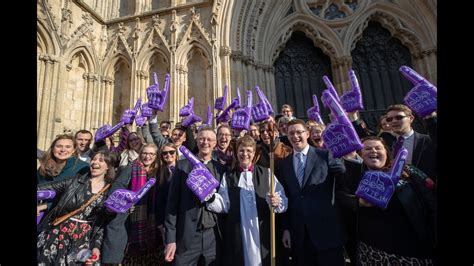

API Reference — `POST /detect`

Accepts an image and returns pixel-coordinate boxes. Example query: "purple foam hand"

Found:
[399,66,437,117]
[252,86,273,122]
[214,85,228,111]
[251,86,270,122]
[215,88,243,124]
[140,103,153,118]
[199,105,213,130]
[95,122,125,143]
[355,148,408,209]
[104,178,156,213]
[307,95,324,125]
[179,146,220,202]
[37,190,56,201]
[182,113,203,127]
[179,97,195,117]
[233,87,242,109]
[321,90,363,158]
[37,190,56,224]
[147,73,171,111]
[120,99,141,125]
[256,86,274,115]
[216,108,232,124]
[340,69,364,112]
[323,75,341,103]
[231,90,253,130]
[37,212,45,225]
[135,114,147,127]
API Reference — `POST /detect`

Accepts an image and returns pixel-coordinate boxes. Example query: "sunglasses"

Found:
[385,115,408,122]
[161,150,176,156]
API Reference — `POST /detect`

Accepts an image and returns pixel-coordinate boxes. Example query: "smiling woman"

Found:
[37,134,90,185]
[206,135,288,266]
[340,136,437,265]
[37,150,116,265]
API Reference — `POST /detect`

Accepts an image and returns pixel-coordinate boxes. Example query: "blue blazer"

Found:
[276,146,347,250]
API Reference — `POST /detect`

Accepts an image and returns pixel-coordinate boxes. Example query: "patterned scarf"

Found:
[130,159,148,192]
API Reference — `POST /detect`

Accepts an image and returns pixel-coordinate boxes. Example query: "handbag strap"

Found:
[52,183,111,226]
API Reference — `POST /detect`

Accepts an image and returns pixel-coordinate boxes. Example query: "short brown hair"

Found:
[236,135,256,151]
[281,104,293,112]
[287,119,307,130]
[386,104,413,117]
[74,130,92,139]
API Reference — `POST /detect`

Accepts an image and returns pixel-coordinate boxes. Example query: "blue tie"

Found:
[296,153,305,187]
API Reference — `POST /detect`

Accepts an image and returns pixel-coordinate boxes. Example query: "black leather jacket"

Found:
[38,173,113,249]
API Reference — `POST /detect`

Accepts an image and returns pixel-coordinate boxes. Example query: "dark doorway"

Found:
[274,31,333,120]
[351,21,425,133]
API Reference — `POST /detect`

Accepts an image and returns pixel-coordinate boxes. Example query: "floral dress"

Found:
[37,189,107,265]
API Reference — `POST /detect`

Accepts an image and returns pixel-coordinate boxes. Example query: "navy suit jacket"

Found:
[276,146,347,250]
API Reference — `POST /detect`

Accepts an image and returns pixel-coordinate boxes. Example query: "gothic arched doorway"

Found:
[351,21,425,131]
[274,31,332,120]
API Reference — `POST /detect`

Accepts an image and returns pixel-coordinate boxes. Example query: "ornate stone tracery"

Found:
[37,0,436,149]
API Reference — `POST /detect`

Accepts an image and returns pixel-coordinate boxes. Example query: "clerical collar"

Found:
[239,164,254,172]
[199,158,212,164]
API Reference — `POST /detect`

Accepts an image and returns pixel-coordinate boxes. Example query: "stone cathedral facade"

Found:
[37,0,437,150]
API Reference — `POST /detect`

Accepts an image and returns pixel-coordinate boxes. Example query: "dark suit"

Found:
[165,158,227,266]
[410,132,437,179]
[276,146,346,266]
[352,118,437,179]
[101,165,133,264]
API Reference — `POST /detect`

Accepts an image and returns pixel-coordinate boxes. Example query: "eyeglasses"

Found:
[162,150,176,156]
[218,133,232,138]
[198,137,216,143]
[142,152,157,157]
[385,115,408,122]
[288,130,306,136]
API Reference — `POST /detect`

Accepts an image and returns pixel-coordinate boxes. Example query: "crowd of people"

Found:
[37,90,437,265]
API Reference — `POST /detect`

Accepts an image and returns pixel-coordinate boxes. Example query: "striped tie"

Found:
[296,153,305,187]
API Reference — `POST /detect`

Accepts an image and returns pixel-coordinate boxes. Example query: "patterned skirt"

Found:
[37,218,97,265]
[122,204,164,265]
[357,241,434,266]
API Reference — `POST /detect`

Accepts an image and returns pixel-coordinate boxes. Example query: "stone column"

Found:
[82,73,94,129]
[89,74,99,129]
[97,76,105,126]
[174,64,187,125]
[136,70,149,104]
[37,54,59,149]
[103,76,114,124]
[231,51,243,91]
[266,65,276,112]
[220,46,232,104]
[333,56,352,93]
[421,48,437,85]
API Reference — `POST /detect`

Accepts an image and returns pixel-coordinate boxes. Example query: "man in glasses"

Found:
[384,104,437,179]
[276,119,346,266]
[164,127,227,265]
[350,104,437,180]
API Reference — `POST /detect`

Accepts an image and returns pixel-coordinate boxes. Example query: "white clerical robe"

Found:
[207,169,288,266]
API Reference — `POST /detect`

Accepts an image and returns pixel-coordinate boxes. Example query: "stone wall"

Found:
[37,0,436,150]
